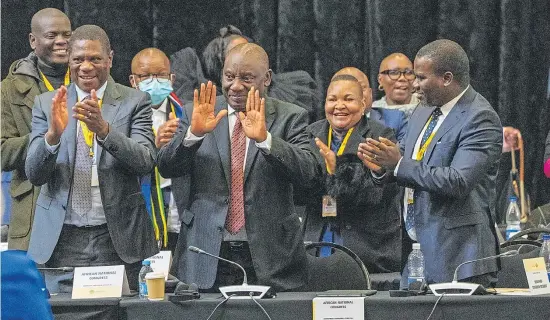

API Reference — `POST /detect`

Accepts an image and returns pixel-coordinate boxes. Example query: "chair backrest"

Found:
[496,244,541,288]
[303,243,369,291]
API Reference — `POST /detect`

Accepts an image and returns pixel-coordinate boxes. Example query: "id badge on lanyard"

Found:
[322,195,337,217]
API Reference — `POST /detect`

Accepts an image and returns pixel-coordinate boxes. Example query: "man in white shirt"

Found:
[130,48,185,254]
[359,39,502,288]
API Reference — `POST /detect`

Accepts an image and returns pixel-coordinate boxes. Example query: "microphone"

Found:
[188,245,273,299]
[429,250,519,296]
[188,246,248,285]
[36,267,74,272]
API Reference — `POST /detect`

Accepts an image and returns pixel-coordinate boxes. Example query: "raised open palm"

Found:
[238,87,267,142]
[46,85,69,145]
[190,81,227,136]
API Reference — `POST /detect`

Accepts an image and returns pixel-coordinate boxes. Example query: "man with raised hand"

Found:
[25,25,158,289]
[157,43,317,291]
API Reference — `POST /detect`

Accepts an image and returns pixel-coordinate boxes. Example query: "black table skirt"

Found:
[51,292,550,320]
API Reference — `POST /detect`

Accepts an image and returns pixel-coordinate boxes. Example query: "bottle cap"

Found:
[412,243,421,250]
[543,234,550,241]
[509,195,517,202]
[142,260,151,266]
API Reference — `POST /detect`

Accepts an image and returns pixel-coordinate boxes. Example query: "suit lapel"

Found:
[423,88,474,162]
[211,99,231,189]
[369,108,383,125]
[65,84,78,166]
[244,97,276,183]
[99,79,122,159]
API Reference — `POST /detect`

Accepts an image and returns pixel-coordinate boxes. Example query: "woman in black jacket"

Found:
[301,74,402,273]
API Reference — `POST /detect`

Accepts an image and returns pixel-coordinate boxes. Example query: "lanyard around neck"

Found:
[326,126,354,173]
[40,69,70,91]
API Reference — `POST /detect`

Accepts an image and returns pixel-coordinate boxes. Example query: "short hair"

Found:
[202,25,249,87]
[329,75,363,99]
[30,8,69,33]
[69,25,111,53]
[416,39,470,87]
[331,74,359,83]
[226,43,269,71]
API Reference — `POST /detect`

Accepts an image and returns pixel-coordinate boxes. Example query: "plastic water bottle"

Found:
[138,260,153,299]
[407,243,425,291]
[540,234,550,282]
[505,195,521,240]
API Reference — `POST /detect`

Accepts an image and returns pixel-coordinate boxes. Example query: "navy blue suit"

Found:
[369,107,408,145]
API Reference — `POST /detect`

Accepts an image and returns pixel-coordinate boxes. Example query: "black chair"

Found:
[302,241,371,291]
[496,228,549,288]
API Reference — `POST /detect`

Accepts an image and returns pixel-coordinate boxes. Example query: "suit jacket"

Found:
[369,107,408,145]
[157,96,318,291]
[1,53,47,250]
[25,79,159,264]
[301,117,402,273]
[396,86,502,284]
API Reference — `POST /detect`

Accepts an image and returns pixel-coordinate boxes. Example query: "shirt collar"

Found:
[75,80,108,102]
[227,105,237,116]
[153,98,169,114]
[440,85,469,116]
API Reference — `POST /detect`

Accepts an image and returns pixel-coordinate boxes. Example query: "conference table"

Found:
[50,291,550,320]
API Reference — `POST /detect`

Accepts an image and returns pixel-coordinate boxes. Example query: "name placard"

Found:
[523,257,550,295]
[145,250,172,280]
[313,297,364,320]
[72,265,129,299]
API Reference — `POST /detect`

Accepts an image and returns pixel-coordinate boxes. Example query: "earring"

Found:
[378,84,384,91]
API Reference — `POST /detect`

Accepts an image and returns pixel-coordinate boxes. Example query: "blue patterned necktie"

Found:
[71,96,93,216]
[406,107,442,231]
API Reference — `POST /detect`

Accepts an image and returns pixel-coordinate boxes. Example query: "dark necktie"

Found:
[225,118,246,234]
[406,107,443,231]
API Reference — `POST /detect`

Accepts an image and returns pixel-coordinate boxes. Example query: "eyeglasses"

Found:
[380,69,416,81]
[133,73,172,85]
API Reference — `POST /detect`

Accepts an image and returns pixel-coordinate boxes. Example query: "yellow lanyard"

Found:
[80,99,102,157]
[149,101,174,248]
[415,115,437,160]
[326,126,354,173]
[40,69,70,91]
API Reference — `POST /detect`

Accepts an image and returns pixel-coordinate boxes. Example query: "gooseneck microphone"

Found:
[430,250,519,296]
[452,250,519,283]
[188,245,273,299]
[188,246,249,285]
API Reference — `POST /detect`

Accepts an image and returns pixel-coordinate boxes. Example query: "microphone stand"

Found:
[189,246,273,299]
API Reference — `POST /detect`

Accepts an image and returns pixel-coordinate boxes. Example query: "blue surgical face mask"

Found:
[138,79,173,105]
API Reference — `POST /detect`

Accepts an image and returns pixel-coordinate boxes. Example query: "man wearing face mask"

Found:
[1,8,71,250]
[130,48,185,253]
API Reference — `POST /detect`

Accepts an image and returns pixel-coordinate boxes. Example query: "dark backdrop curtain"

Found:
[2,0,549,208]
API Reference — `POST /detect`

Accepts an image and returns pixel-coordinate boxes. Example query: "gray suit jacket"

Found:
[157,96,318,291]
[25,79,159,264]
[396,86,502,284]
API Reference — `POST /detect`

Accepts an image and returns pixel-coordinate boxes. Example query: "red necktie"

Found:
[225,119,246,234]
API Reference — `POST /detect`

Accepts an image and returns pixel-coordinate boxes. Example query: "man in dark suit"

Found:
[360,39,502,287]
[25,25,158,289]
[157,43,318,291]
[1,8,71,251]
[333,67,408,145]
